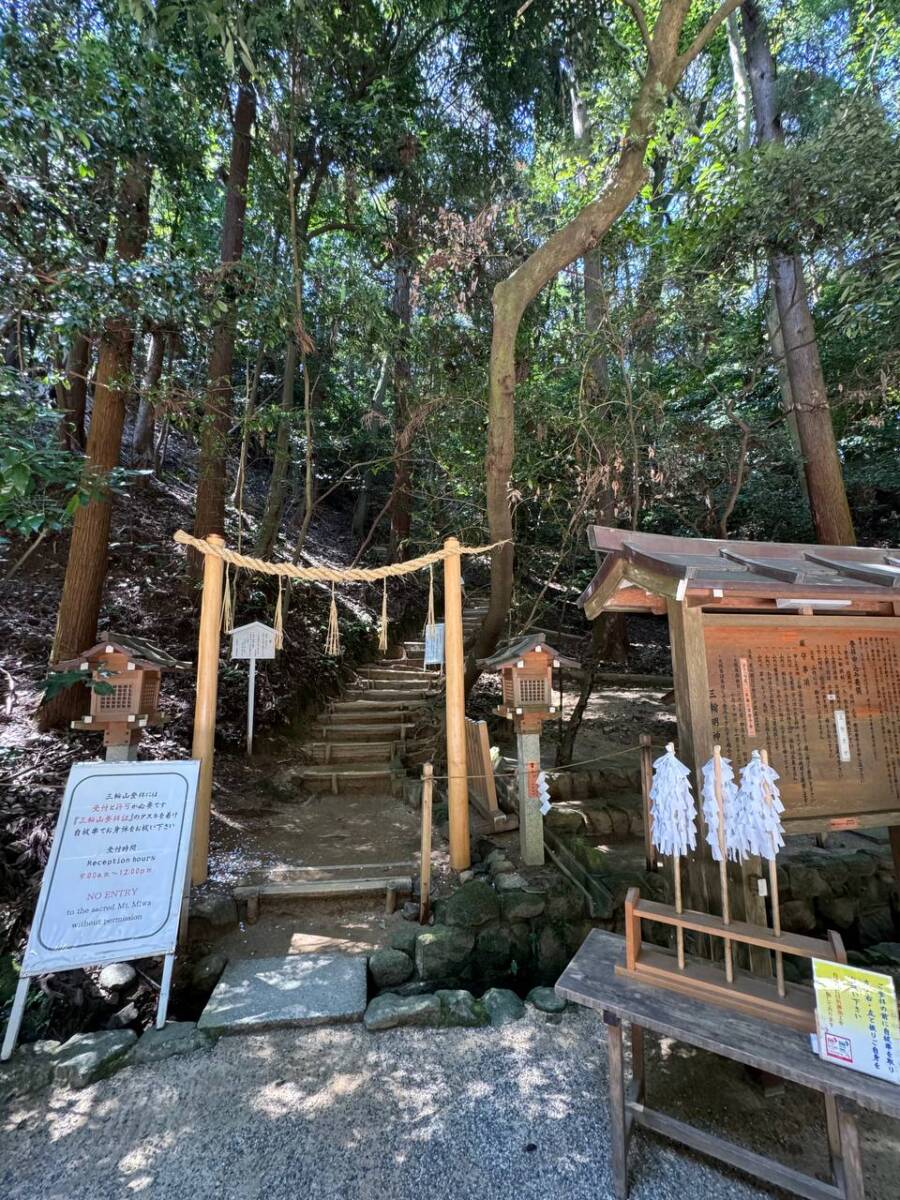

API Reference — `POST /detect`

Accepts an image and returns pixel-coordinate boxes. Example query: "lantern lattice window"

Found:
[502,674,515,708]
[517,676,548,706]
[97,683,135,715]
[139,676,160,713]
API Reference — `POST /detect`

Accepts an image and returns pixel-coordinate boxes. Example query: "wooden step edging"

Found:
[234,875,414,923]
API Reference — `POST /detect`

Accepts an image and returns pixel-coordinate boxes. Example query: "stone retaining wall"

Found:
[369,852,590,999]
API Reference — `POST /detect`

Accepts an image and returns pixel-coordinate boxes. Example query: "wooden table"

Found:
[556,930,900,1200]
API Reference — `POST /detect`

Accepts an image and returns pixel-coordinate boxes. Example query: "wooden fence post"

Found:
[419,763,433,923]
[190,533,225,884]
[443,536,470,870]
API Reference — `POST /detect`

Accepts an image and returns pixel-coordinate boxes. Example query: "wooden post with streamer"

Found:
[419,763,433,923]
[761,748,786,997]
[443,536,470,871]
[190,533,225,884]
[639,734,654,872]
[713,745,734,984]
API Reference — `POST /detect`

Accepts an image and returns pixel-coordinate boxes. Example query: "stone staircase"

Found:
[292,641,440,795]
[292,599,489,796]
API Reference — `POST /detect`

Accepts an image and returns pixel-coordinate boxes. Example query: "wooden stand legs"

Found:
[604,1013,629,1200]
[601,1016,869,1200]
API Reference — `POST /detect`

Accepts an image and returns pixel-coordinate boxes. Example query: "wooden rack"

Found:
[616,887,847,1033]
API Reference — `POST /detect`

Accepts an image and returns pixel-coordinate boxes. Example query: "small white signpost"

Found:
[424,622,445,667]
[2,759,199,1061]
[230,621,277,755]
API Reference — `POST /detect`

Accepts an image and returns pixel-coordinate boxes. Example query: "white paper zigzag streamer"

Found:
[650,746,697,858]
[700,755,743,862]
[736,750,785,861]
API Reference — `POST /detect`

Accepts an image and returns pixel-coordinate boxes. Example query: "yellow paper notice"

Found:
[813,959,900,1084]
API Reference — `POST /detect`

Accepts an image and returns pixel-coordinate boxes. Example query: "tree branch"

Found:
[678,0,745,71]
[623,0,653,55]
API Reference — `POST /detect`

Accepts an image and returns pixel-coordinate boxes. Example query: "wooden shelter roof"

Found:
[478,633,580,670]
[579,528,900,618]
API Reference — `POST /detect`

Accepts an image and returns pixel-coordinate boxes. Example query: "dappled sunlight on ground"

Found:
[4,1008,898,1199]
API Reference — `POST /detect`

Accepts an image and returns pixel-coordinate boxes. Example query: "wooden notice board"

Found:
[704,614,900,833]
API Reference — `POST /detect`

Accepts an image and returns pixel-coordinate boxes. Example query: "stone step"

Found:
[198,954,368,1035]
[352,677,436,693]
[312,720,420,741]
[327,701,428,720]
[293,764,400,793]
[343,688,437,704]
[302,741,395,764]
[357,666,434,682]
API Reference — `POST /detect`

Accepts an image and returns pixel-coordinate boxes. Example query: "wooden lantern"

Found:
[479,634,578,733]
[53,634,187,760]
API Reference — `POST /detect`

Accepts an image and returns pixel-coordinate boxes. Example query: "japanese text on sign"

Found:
[813,959,900,1085]
[22,761,199,975]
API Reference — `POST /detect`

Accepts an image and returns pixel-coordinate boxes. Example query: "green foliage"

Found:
[0,371,83,540]
[0,0,898,597]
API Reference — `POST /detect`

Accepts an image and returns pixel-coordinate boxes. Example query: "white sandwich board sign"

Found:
[1,759,199,1060]
[230,621,278,755]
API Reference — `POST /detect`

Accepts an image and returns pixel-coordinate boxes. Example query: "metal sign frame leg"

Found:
[1,976,31,1062]
[156,953,175,1029]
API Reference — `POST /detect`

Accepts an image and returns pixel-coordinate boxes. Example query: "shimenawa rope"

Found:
[174,529,508,582]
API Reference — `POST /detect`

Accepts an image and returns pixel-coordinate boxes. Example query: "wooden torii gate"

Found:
[177,531,506,883]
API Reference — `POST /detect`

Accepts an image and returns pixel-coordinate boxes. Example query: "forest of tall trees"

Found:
[1,0,897,712]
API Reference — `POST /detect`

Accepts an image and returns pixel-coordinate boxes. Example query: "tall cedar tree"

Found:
[741,0,855,544]
[41,159,152,728]
[192,65,256,556]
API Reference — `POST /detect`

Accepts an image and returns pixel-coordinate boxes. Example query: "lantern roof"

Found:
[478,633,579,671]
[54,633,190,673]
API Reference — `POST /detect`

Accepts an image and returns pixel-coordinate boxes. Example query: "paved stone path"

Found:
[2,1008,895,1200]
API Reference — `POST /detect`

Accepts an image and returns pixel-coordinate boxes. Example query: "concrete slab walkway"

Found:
[8,1007,897,1200]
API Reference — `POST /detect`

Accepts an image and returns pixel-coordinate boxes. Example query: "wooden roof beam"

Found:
[803,553,900,589]
[718,548,806,584]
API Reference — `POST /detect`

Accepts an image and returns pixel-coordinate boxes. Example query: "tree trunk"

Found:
[388,217,414,562]
[255,339,298,559]
[231,342,264,508]
[41,159,151,729]
[60,334,90,450]
[741,0,855,545]
[726,10,752,151]
[352,355,390,540]
[131,328,166,479]
[572,74,629,664]
[192,66,256,556]
[475,0,735,677]
[57,165,113,452]
[555,618,607,766]
[765,286,808,501]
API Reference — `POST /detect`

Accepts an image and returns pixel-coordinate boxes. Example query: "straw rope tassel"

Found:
[425,564,436,634]
[221,564,235,634]
[325,583,341,657]
[274,577,284,650]
[378,578,389,653]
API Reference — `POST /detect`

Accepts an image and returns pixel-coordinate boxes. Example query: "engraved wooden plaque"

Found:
[703,614,900,831]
